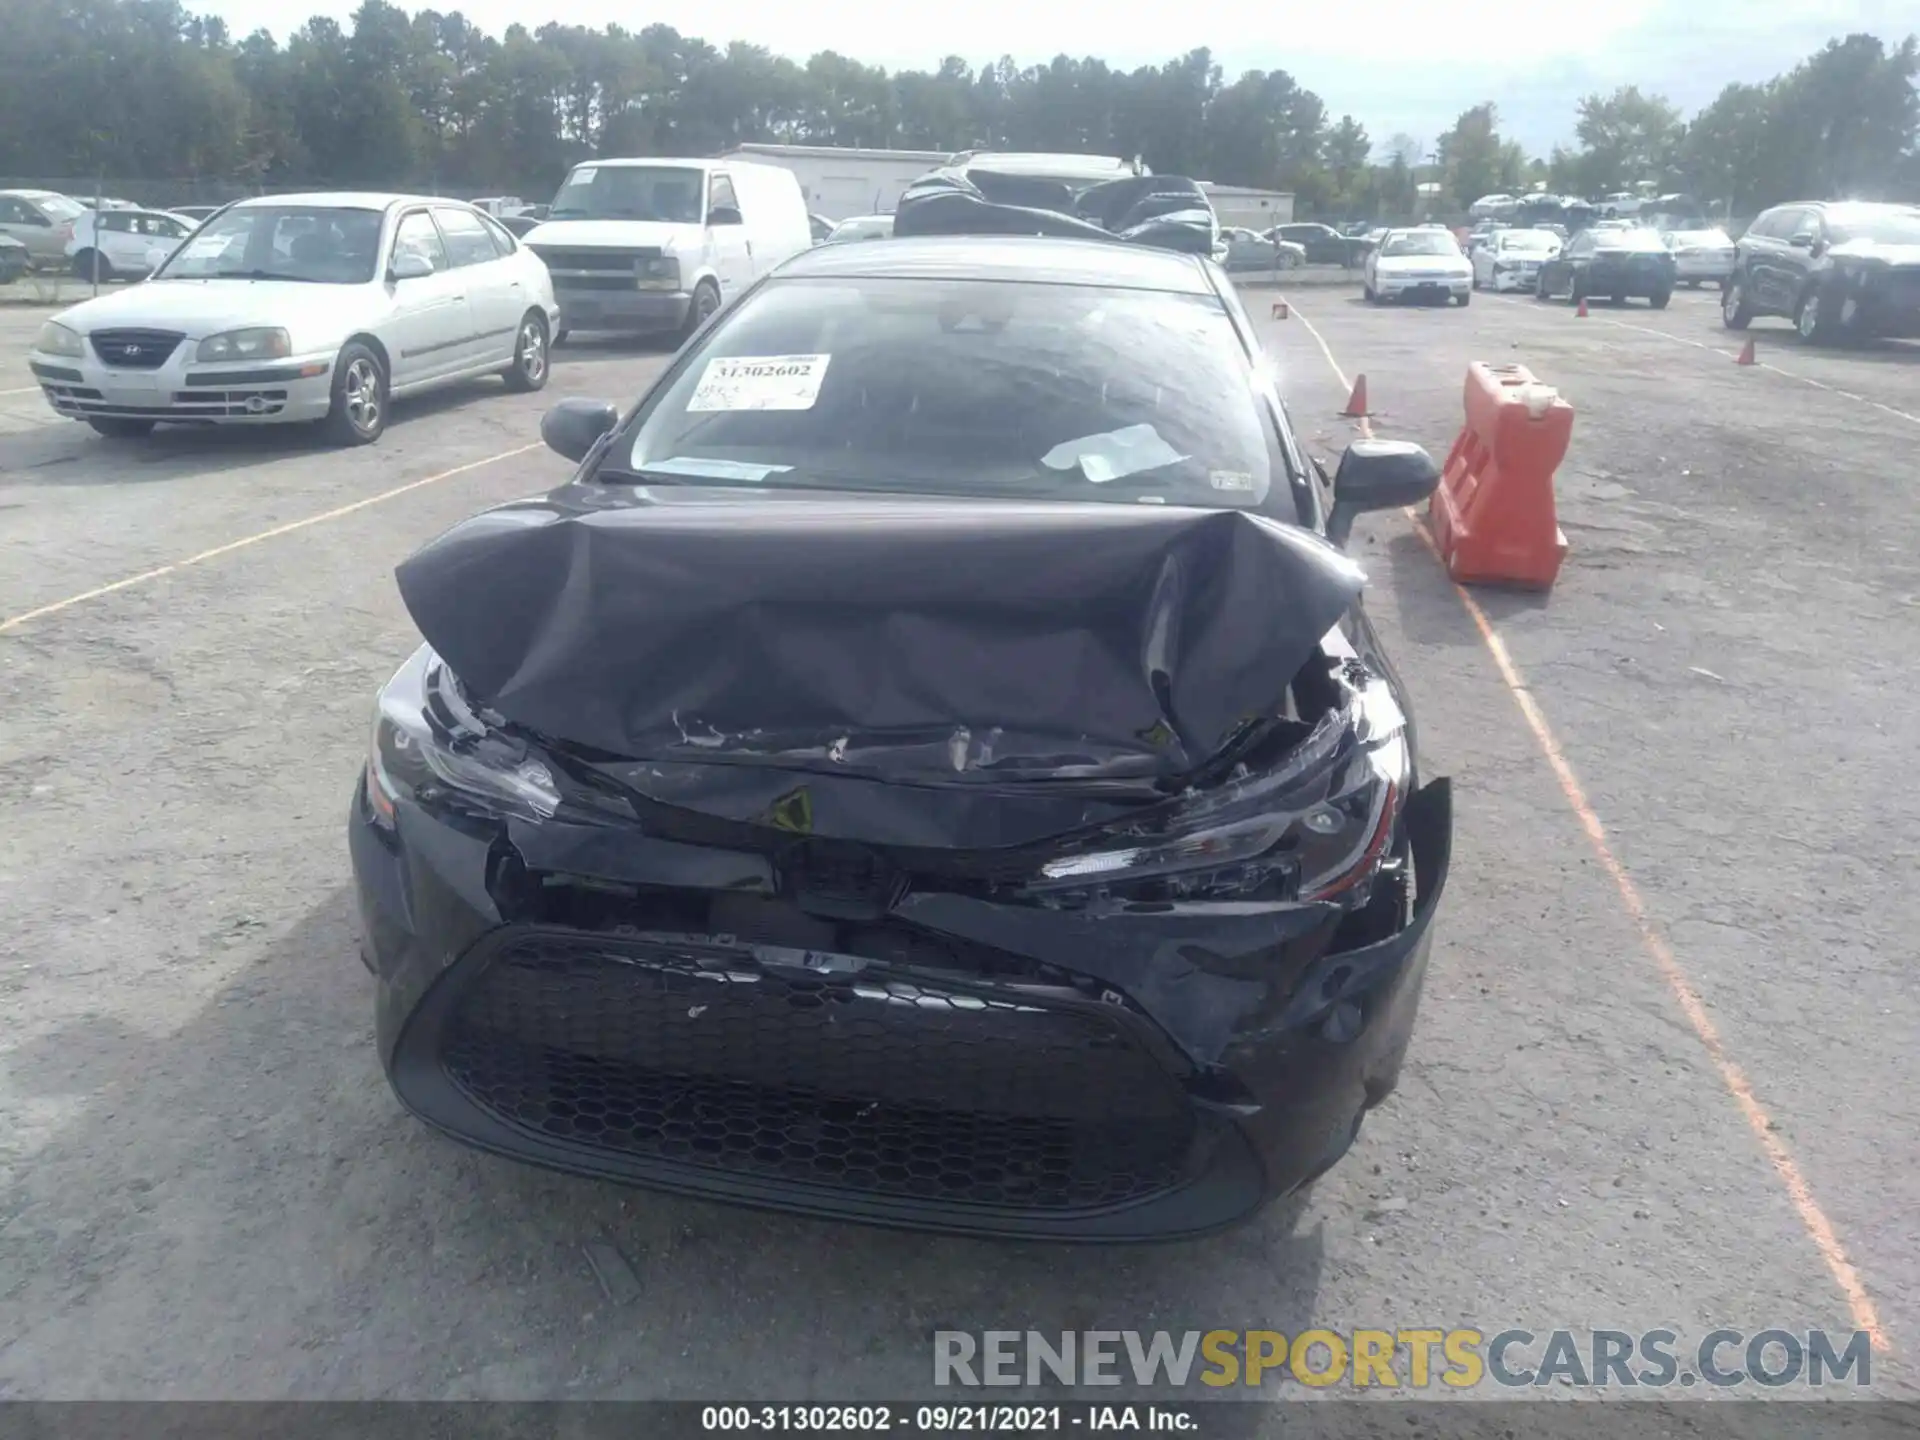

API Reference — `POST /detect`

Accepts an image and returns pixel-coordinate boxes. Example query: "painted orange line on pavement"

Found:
[1286,299,1889,1352]
[0,442,542,635]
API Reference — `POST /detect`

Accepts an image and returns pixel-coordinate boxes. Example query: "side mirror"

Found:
[708,205,743,227]
[389,250,435,281]
[541,398,620,463]
[1788,231,1815,250]
[1326,439,1441,549]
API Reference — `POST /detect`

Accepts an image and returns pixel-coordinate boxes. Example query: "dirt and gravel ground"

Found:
[1,279,1915,1405]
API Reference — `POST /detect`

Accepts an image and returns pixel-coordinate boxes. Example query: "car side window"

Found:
[708,173,741,221]
[478,214,516,256]
[102,213,131,233]
[432,207,501,268]
[0,198,25,224]
[392,210,449,273]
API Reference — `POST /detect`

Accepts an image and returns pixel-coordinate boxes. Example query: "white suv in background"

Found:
[65,207,197,280]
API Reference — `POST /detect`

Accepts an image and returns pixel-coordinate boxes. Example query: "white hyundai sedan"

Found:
[27,193,559,444]
[1363,228,1473,306]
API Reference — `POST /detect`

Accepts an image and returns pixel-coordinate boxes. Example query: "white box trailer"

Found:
[716,144,951,220]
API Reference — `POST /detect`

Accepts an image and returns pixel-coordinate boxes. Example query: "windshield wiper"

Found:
[210,268,327,283]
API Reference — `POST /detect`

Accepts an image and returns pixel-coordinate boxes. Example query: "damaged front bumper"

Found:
[348,768,1451,1242]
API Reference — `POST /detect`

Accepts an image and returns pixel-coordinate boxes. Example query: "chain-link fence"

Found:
[1,177,488,210]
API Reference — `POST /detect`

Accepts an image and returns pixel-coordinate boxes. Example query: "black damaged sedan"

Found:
[350,228,1453,1240]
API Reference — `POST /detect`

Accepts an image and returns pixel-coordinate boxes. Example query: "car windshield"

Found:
[152,205,384,283]
[830,218,893,242]
[1826,211,1920,245]
[1382,233,1459,257]
[1594,228,1666,250]
[548,165,704,223]
[1498,232,1557,253]
[35,194,86,222]
[616,275,1279,509]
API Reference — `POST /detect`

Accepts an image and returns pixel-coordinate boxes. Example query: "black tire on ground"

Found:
[1456,290,1471,307]
[1649,289,1672,310]
[321,341,388,447]
[503,311,550,393]
[1721,275,1754,330]
[681,279,721,340]
[1795,287,1837,345]
[87,417,154,438]
[1534,273,1551,300]
[71,249,113,281]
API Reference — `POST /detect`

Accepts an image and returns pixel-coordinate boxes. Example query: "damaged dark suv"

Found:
[349,223,1453,1240]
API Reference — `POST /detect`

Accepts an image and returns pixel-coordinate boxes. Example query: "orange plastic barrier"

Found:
[1428,362,1571,590]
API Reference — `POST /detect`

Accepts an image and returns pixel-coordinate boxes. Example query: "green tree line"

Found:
[1,0,1915,217]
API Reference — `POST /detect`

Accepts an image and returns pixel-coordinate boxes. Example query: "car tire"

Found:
[71,249,113,281]
[1795,287,1836,345]
[1649,288,1671,310]
[87,417,154,439]
[1456,290,1471,307]
[682,279,721,341]
[503,311,549,393]
[1721,274,1754,330]
[1534,274,1550,301]
[321,341,388,447]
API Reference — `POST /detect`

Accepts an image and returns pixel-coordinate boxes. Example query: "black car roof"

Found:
[774,233,1217,296]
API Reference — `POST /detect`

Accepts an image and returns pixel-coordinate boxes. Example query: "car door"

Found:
[383,208,473,387]
[1776,207,1823,310]
[0,196,55,265]
[704,170,753,300]
[136,213,190,272]
[431,206,521,364]
[1745,208,1797,313]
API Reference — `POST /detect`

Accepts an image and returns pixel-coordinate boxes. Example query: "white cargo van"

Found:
[523,158,812,343]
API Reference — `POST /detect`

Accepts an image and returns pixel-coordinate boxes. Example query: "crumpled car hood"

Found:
[395,484,1365,784]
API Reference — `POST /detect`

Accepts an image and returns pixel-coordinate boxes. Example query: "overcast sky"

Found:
[210,0,1913,157]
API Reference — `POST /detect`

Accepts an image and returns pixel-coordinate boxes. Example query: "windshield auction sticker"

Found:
[687,354,832,412]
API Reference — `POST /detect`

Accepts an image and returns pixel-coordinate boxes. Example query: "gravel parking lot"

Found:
[2,282,1916,1402]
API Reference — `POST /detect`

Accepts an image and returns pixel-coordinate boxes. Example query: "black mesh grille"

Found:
[529,247,656,271]
[439,934,1196,1211]
[90,329,183,369]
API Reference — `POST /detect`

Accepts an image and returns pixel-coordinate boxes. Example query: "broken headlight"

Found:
[1028,674,1409,906]
[364,645,560,827]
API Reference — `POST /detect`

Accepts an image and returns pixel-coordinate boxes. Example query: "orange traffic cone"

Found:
[1735,338,1756,366]
[1340,374,1369,418]
[1271,300,1290,319]
[1575,297,1589,318]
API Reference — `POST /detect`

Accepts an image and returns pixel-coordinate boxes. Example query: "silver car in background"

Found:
[0,189,90,269]
[1472,227,1562,293]
[1664,226,1737,287]
[26,192,559,444]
